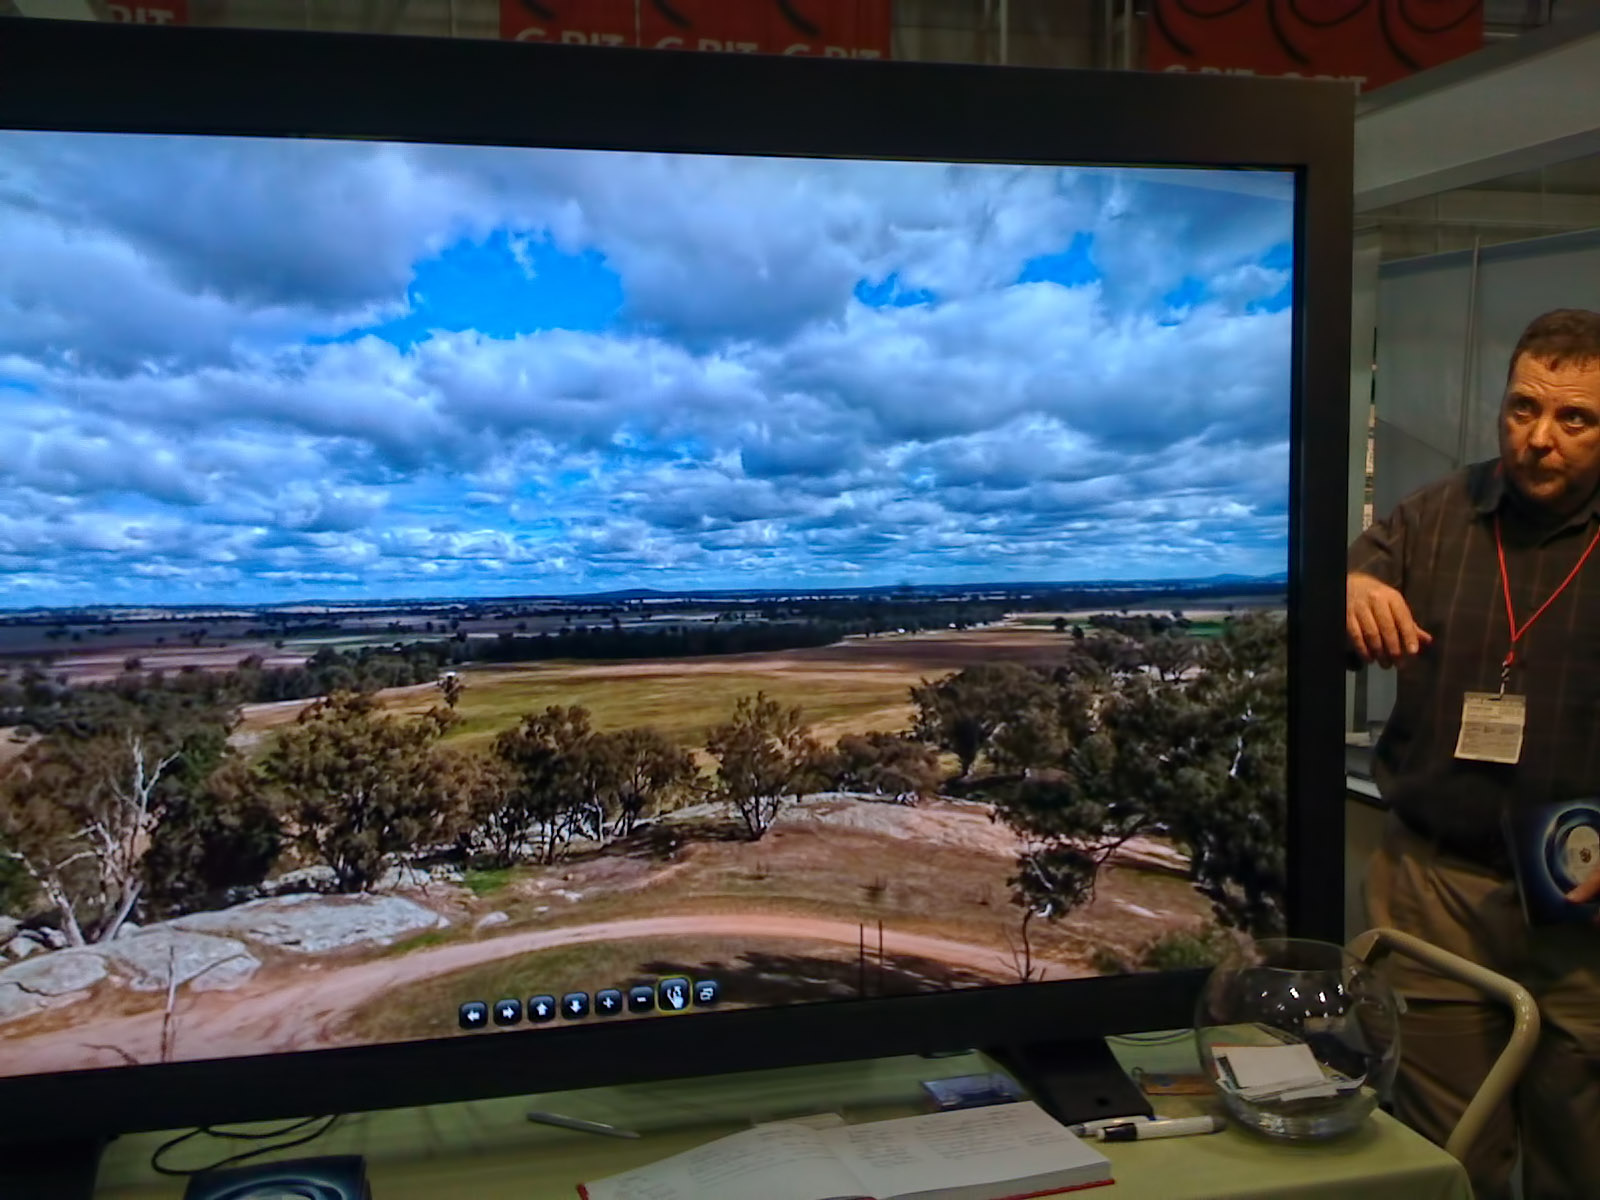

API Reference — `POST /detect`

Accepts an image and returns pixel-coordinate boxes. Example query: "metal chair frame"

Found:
[1347,926,1541,1163]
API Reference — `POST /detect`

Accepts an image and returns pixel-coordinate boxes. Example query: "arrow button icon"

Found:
[493,998,523,1026]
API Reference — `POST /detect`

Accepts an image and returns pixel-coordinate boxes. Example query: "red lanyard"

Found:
[1494,514,1600,688]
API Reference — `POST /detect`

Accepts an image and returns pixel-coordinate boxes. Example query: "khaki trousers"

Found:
[1364,816,1600,1200]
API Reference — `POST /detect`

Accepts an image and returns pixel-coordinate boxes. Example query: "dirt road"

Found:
[0,912,1088,1077]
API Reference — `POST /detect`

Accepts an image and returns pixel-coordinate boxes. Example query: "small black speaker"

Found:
[181,1155,371,1200]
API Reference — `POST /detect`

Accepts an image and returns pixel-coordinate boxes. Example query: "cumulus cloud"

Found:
[2,132,479,311]
[0,131,1295,606]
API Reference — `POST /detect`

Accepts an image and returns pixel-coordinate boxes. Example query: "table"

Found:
[92,1042,1472,1200]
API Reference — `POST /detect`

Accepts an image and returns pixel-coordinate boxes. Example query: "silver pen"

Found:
[525,1109,642,1139]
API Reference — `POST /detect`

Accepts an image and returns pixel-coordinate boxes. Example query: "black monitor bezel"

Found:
[0,16,1352,1142]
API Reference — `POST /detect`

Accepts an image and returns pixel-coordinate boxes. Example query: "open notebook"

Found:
[576,1100,1113,1200]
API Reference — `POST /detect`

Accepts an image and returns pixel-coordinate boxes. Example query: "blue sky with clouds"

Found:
[0,134,1294,607]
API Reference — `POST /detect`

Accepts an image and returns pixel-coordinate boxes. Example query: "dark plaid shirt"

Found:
[1349,458,1600,869]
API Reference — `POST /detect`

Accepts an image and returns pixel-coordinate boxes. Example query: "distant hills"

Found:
[0,573,1289,620]
[566,573,1288,603]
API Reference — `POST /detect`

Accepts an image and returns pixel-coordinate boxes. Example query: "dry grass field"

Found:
[233,624,1083,754]
[328,798,1215,1047]
[0,798,1217,1069]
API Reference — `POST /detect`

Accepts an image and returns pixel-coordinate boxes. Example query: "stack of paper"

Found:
[576,1101,1113,1200]
[1213,1043,1343,1102]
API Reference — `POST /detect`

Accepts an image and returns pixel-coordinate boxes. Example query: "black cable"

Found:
[149,1115,343,1178]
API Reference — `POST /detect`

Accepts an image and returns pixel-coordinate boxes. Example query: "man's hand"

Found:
[1347,571,1433,668]
[1567,863,1600,927]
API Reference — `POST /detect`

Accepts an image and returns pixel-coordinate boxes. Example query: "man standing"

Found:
[1348,308,1600,1200]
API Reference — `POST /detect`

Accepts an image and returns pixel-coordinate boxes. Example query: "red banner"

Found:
[501,0,634,47]
[103,0,188,23]
[500,0,892,58]
[1146,0,1482,92]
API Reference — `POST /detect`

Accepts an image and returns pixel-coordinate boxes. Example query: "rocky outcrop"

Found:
[0,949,109,1023]
[97,927,260,992]
[173,893,448,954]
[3,935,38,961]
[0,891,451,1024]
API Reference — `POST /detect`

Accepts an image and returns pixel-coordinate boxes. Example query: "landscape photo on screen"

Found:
[0,132,1293,1072]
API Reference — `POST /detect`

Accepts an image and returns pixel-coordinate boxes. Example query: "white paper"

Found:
[1216,1043,1323,1088]
[1454,692,1525,764]
[1265,1082,1341,1102]
[580,1124,866,1200]
[581,1102,1109,1200]
[821,1102,1106,1199]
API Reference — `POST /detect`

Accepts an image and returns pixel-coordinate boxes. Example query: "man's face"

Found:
[1499,355,1600,516]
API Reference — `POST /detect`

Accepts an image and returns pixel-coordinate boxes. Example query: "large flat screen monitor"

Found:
[0,16,1352,1148]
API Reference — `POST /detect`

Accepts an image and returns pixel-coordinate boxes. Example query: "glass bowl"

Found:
[1194,937,1401,1140]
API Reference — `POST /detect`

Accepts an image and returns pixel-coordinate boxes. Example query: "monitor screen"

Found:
[0,129,1295,1078]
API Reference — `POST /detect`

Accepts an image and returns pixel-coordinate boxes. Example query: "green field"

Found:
[433,661,923,751]
[236,625,1101,755]
[1009,616,1229,638]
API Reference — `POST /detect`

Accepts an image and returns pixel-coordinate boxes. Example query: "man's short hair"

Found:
[1507,308,1600,384]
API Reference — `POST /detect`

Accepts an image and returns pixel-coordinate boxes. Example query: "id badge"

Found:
[1454,692,1526,764]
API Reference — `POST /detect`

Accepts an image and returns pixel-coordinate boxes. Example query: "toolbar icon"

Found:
[493,998,523,1026]
[627,984,656,1013]
[658,977,691,1012]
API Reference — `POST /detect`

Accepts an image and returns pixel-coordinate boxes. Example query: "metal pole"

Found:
[999,0,1009,65]
[1122,0,1135,70]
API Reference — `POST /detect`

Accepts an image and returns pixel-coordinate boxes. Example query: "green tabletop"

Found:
[93,1044,1471,1200]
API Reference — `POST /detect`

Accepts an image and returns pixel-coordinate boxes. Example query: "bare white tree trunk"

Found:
[2,849,90,947]
[159,940,179,1063]
[93,734,178,942]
